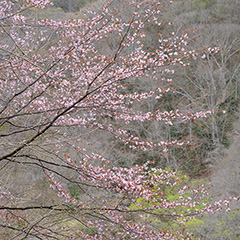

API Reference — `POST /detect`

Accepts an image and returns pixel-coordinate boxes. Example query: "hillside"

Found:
[210,110,240,200]
[0,0,239,239]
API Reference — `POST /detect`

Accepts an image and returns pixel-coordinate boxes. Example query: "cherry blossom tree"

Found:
[0,0,239,239]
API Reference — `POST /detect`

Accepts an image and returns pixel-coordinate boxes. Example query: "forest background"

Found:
[0,0,240,239]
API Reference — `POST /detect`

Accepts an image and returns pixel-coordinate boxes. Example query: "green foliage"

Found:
[185,217,205,233]
[129,169,210,237]
[191,210,240,239]
[68,184,82,199]
[210,210,240,239]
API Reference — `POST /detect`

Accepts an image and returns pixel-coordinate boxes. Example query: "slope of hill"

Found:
[210,109,240,201]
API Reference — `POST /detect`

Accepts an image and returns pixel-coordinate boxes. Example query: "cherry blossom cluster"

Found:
[0,186,14,201]
[43,157,240,239]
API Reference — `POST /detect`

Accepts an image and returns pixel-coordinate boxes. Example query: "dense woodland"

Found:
[0,0,240,239]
